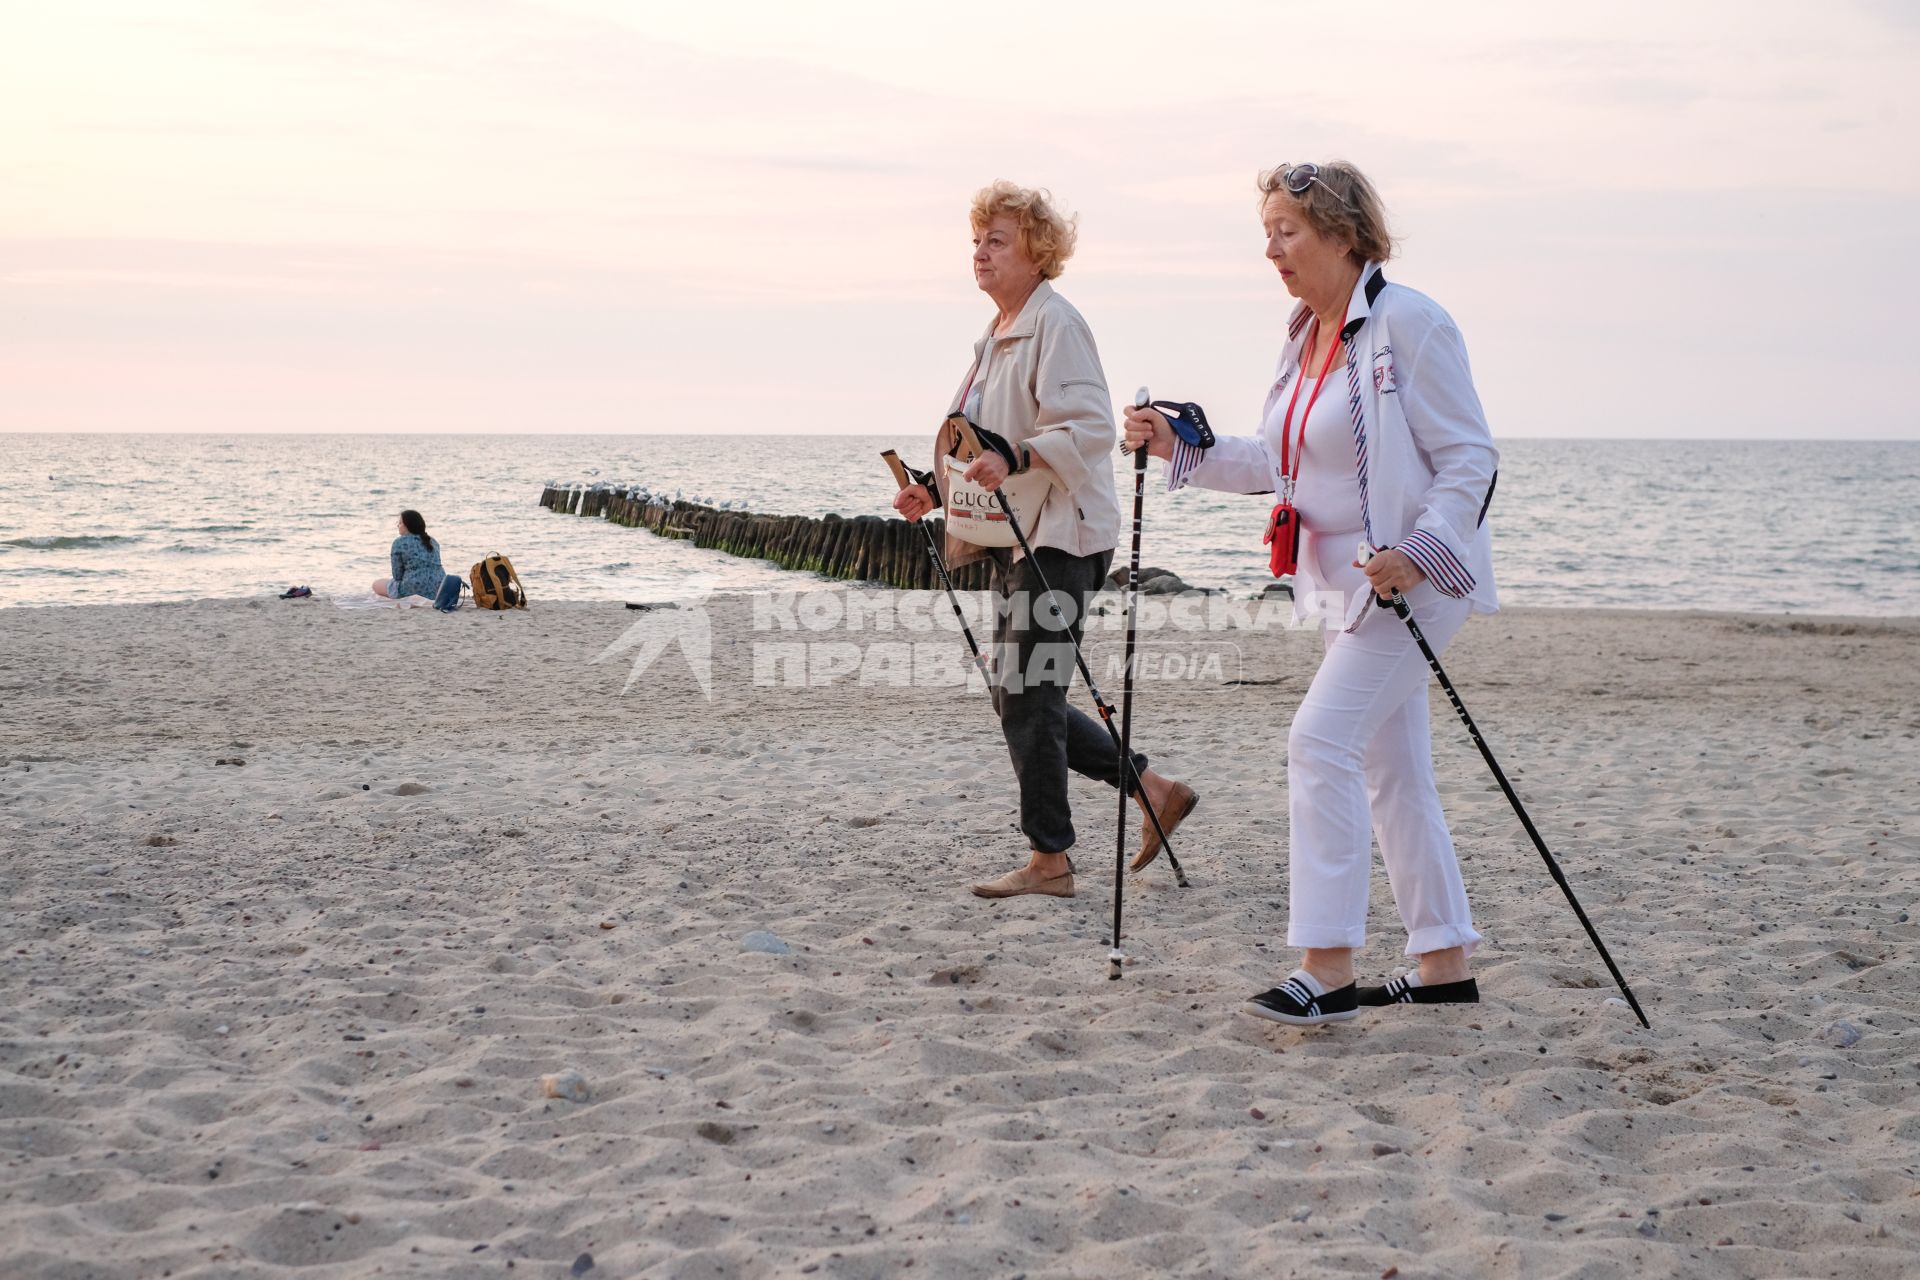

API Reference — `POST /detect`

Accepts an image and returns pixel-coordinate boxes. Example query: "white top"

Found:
[1263,373,1364,534]
[962,343,992,423]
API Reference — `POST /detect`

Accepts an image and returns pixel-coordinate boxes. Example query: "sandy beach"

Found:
[2,593,1916,1279]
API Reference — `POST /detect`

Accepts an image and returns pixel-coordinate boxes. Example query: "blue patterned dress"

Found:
[389,534,446,599]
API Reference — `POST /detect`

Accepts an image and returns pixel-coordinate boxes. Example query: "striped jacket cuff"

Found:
[1166,438,1204,492]
[1397,529,1475,598]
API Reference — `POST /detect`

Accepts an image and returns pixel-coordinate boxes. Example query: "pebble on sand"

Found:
[1823,1021,1863,1048]
[542,1070,591,1103]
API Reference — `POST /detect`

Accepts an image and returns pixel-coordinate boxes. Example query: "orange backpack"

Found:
[470,554,527,610]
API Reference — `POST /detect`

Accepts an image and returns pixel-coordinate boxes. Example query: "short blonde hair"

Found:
[1257,160,1395,264]
[970,181,1078,280]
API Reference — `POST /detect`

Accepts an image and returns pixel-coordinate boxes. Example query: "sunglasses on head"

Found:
[1276,162,1353,208]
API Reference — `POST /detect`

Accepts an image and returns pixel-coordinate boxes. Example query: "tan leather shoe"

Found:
[970,866,1076,898]
[1131,781,1197,872]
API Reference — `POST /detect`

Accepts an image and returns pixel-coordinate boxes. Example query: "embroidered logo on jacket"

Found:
[1372,345,1396,394]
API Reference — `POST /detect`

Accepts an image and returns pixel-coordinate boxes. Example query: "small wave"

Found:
[0,564,129,577]
[1,534,143,550]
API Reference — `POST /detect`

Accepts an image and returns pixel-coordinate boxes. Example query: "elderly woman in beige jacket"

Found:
[894,181,1196,899]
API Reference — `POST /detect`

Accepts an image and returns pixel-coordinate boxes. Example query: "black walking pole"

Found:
[882,450,991,683]
[1357,543,1650,1029]
[1108,387,1155,978]
[947,419,1191,897]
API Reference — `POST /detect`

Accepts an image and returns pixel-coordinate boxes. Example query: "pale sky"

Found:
[3,0,1916,437]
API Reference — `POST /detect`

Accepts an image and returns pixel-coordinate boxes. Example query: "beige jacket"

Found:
[930,281,1121,572]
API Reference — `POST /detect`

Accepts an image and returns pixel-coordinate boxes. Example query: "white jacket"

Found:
[932,281,1121,571]
[1168,265,1499,630]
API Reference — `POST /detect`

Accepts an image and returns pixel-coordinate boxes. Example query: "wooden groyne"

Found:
[538,483,994,591]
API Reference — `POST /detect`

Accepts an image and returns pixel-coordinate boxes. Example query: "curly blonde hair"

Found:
[970,180,1079,280]
[1257,160,1395,264]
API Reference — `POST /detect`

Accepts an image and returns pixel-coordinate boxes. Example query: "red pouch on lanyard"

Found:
[1262,315,1343,578]
[1263,503,1301,578]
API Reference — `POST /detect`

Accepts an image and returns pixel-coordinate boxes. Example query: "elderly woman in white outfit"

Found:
[1123,161,1499,1025]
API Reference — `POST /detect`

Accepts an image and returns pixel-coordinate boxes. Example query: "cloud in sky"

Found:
[1,0,1915,437]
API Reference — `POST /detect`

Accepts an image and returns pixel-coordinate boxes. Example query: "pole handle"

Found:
[880,449,913,491]
[1355,540,1405,611]
[1120,386,1151,455]
[1133,385,1152,468]
[949,414,986,462]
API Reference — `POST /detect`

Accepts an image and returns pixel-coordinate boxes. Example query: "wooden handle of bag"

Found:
[880,449,914,491]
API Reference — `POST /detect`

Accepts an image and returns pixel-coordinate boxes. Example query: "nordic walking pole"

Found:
[881,450,990,683]
[1357,543,1651,1029]
[949,419,1191,892]
[1108,387,1154,978]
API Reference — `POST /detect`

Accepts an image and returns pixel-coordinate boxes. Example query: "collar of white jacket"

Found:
[1284,261,1388,343]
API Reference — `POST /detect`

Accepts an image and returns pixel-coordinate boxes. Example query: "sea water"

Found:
[1,433,1914,615]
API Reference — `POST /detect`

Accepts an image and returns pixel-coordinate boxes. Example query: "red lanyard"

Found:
[1278,315,1344,491]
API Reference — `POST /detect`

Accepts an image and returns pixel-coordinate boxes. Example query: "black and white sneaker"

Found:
[1244,969,1360,1025]
[1357,973,1479,1007]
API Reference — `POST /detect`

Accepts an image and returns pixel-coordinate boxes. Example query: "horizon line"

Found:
[4,429,1917,445]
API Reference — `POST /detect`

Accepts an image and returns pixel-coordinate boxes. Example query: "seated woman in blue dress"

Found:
[372,509,446,599]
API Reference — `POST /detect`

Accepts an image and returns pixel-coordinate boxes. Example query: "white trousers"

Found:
[1285,540,1481,957]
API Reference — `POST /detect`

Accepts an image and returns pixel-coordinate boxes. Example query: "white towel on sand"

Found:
[331,593,435,611]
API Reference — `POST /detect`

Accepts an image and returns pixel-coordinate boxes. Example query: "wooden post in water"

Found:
[538,481,997,590]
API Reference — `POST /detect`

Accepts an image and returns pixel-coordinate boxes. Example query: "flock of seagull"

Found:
[550,479,743,511]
